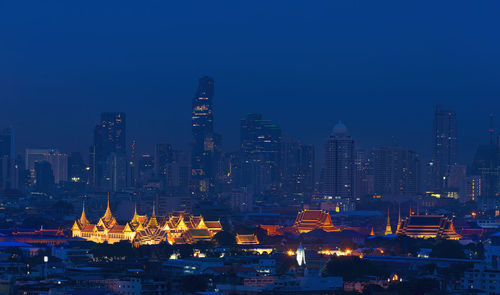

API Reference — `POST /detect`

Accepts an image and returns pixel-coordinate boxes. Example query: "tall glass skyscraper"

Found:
[432,105,457,191]
[191,76,220,197]
[324,122,355,200]
[90,112,127,191]
[240,113,282,194]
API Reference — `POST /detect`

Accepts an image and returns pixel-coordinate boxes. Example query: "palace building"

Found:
[293,210,340,233]
[396,214,461,240]
[236,234,260,245]
[72,199,222,245]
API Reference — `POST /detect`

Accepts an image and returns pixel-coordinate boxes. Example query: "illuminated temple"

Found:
[396,214,461,240]
[293,210,340,233]
[72,199,222,245]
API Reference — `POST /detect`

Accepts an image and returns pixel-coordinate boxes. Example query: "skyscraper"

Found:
[0,128,14,191]
[191,76,221,197]
[324,122,355,200]
[34,161,54,193]
[281,137,315,197]
[43,151,68,184]
[432,105,457,191]
[68,152,86,184]
[240,113,282,195]
[372,146,420,198]
[90,112,127,191]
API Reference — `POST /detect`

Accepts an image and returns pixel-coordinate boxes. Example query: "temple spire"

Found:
[79,200,90,225]
[370,227,375,236]
[384,207,392,235]
[103,193,113,220]
[147,202,158,228]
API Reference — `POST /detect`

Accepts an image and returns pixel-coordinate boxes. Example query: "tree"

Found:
[430,240,466,259]
[213,231,236,246]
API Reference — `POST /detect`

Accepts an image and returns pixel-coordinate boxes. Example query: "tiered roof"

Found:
[293,210,340,233]
[236,234,260,245]
[396,215,461,240]
[72,199,223,245]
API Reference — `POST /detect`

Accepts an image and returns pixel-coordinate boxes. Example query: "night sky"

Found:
[1,1,499,164]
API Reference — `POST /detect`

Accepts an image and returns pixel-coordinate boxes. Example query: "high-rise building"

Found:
[240,113,282,194]
[372,146,420,198]
[355,149,374,198]
[431,105,457,191]
[43,151,68,184]
[68,152,86,183]
[471,116,500,212]
[0,128,14,191]
[137,153,154,185]
[471,144,500,211]
[154,143,174,177]
[90,112,127,191]
[281,137,315,197]
[324,122,355,200]
[34,161,54,193]
[191,76,221,197]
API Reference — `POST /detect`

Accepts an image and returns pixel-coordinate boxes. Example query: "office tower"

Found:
[25,148,54,183]
[154,143,174,177]
[34,161,54,193]
[90,112,127,191]
[68,152,86,183]
[43,151,68,184]
[464,176,481,202]
[355,149,374,198]
[191,76,221,197]
[281,137,315,197]
[154,144,191,192]
[0,128,14,191]
[324,122,355,200]
[128,139,137,187]
[372,146,420,198]
[431,105,457,191]
[230,187,253,212]
[471,143,500,212]
[446,164,467,197]
[138,154,154,185]
[240,113,282,194]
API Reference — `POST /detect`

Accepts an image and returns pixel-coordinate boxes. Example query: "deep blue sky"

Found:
[1,1,499,163]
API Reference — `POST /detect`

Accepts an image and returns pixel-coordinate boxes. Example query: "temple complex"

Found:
[292,210,340,233]
[396,214,461,240]
[72,199,222,245]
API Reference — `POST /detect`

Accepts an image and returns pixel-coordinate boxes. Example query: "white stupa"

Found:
[296,243,306,266]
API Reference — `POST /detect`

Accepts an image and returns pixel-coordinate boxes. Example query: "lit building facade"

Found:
[72,199,222,245]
